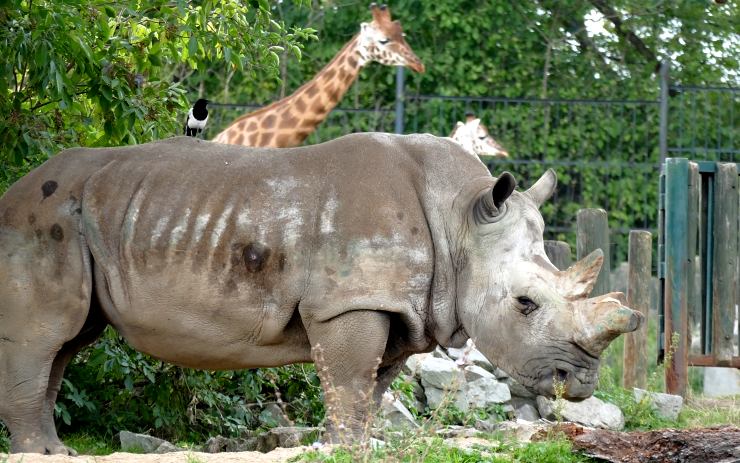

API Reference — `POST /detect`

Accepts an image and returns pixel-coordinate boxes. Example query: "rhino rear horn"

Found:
[526,169,557,207]
[559,248,604,299]
[474,172,516,224]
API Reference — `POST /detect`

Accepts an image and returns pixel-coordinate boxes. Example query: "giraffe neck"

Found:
[214,35,365,147]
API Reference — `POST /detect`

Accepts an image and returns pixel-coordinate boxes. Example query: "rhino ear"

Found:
[526,169,557,207]
[473,172,517,224]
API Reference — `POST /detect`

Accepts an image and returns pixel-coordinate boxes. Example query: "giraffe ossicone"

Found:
[450,113,509,159]
[212,3,424,148]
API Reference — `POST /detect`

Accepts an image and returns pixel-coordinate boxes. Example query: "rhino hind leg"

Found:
[302,309,391,443]
[40,298,108,455]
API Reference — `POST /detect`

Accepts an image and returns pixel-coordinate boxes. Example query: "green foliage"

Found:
[0,0,314,186]
[0,423,9,453]
[430,404,508,428]
[55,327,324,443]
[62,433,117,456]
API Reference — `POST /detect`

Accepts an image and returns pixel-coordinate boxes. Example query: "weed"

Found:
[185,452,206,463]
[62,433,116,455]
[552,375,567,423]
[0,424,8,454]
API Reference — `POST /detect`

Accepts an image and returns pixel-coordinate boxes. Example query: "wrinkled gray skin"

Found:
[0,134,642,454]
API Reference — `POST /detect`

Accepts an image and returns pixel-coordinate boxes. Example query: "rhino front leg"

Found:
[304,309,390,444]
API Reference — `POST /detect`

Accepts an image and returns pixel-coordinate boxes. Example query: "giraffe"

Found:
[212,3,425,148]
[449,113,509,158]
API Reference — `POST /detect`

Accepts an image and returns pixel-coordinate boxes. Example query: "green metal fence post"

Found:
[664,158,690,396]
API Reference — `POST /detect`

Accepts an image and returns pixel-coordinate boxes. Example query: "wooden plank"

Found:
[689,355,740,368]
[576,208,610,297]
[622,230,652,389]
[686,163,700,354]
[664,158,690,397]
[712,163,738,365]
[544,240,572,271]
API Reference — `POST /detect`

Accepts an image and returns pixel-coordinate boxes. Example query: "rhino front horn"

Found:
[526,169,557,207]
[573,293,645,356]
[473,172,516,224]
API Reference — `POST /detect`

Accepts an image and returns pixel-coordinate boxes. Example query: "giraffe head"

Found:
[450,114,509,158]
[357,3,425,73]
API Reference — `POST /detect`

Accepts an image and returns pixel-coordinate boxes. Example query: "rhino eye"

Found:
[516,296,539,315]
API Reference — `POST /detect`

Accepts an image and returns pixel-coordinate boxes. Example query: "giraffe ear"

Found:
[469,118,482,131]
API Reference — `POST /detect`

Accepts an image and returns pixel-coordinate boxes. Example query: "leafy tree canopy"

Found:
[0,0,315,188]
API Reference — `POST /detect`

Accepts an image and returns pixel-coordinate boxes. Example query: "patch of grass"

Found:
[0,424,9,454]
[62,433,117,455]
[294,435,596,463]
[680,395,740,428]
[185,452,206,463]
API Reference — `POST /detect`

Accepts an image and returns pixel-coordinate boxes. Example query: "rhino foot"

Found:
[11,436,77,455]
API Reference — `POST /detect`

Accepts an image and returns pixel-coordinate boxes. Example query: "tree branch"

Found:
[587,0,661,72]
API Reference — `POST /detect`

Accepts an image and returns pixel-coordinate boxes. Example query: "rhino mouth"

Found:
[518,344,600,400]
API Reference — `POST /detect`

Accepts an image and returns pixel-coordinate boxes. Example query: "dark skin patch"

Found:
[247,121,258,131]
[50,223,64,241]
[237,121,246,130]
[278,253,287,272]
[347,56,358,68]
[323,69,336,80]
[41,180,58,199]
[247,134,258,145]
[27,214,36,225]
[343,72,355,84]
[243,242,271,273]
[234,134,244,145]
[411,226,419,235]
[396,212,404,220]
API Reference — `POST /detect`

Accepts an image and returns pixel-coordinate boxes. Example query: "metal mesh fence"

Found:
[202,79,737,264]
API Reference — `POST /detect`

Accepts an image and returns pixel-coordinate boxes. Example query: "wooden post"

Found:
[686,164,700,353]
[544,240,572,271]
[623,231,652,389]
[712,163,738,365]
[576,209,611,297]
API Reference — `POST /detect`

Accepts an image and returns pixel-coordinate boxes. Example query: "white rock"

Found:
[432,346,453,360]
[424,386,468,412]
[633,388,684,421]
[405,353,430,378]
[536,395,625,430]
[466,378,511,408]
[511,398,540,422]
[420,356,465,390]
[463,364,495,382]
[446,341,494,372]
[380,391,419,429]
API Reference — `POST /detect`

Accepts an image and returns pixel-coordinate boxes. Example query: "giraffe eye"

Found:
[479,136,487,140]
[379,38,390,45]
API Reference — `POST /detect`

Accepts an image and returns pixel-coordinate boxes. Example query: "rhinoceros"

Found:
[0,133,642,454]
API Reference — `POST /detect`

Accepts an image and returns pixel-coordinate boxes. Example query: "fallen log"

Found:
[534,423,740,463]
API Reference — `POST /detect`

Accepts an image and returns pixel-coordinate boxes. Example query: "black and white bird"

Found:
[184,98,210,137]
